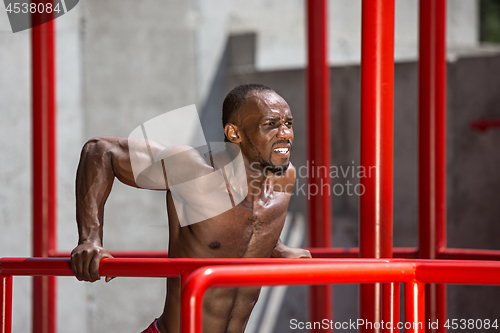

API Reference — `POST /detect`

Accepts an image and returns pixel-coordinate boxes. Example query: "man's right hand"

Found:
[71,242,114,282]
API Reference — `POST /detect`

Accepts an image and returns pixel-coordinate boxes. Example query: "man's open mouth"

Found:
[273,147,290,157]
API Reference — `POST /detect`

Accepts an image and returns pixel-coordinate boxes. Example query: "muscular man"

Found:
[70,84,311,333]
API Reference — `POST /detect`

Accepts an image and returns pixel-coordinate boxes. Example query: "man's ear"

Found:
[224,123,241,143]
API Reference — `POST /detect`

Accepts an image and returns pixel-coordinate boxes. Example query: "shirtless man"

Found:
[70,83,311,333]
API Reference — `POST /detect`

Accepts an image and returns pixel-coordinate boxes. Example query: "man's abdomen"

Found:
[202,287,261,333]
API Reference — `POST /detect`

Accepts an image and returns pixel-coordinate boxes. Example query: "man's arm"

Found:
[70,136,169,282]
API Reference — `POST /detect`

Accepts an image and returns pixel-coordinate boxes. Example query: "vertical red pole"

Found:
[404,281,425,333]
[1,275,13,333]
[306,0,333,331]
[359,1,395,332]
[382,283,400,333]
[32,8,57,333]
[418,1,447,332]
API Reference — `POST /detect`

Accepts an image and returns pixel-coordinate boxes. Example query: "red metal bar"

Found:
[0,257,399,277]
[4,258,500,284]
[418,1,447,332]
[1,275,13,333]
[32,8,57,333]
[438,248,500,260]
[306,0,332,249]
[307,0,333,330]
[404,281,425,333]
[382,283,400,333]
[469,119,500,132]
[181,263,415,333]
[416,260,500,284]
[3,258,500,333]
[180,260,500,333]
[418,0,447,284]
[360,0,395,331]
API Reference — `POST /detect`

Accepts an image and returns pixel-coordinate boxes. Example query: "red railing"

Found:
[418,1,448,331]
[3,258,500,333]
[470,119,500,132]
[31,8,57,333]
[307,0,333,329]
[359,1,395,329]
[0,257,392,333]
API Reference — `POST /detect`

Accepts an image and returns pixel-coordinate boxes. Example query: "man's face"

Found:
[238,90,294,173]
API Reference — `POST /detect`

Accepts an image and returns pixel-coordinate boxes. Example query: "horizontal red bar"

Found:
[438,248,500,261]
[470,119,500,132]
[3,258,500,285]
[187,263,416,289]
[0,258,395,277]
[416,261,500,285]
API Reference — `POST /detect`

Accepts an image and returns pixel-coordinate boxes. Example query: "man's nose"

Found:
[277,124,293,140]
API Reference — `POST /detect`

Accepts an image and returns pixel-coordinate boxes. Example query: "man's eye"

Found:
[267,122,275,126]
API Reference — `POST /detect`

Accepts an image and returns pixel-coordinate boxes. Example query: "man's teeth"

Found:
[274,148,289,154]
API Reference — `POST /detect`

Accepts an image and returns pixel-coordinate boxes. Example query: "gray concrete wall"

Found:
[446,54,500,323]
[195,0,479,105]
[55,4,87,333]
[0,5,32,333]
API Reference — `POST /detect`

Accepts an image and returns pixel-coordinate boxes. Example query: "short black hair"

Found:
[222,83,274,140]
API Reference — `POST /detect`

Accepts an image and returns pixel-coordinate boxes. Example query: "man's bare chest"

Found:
[181,191,291,257]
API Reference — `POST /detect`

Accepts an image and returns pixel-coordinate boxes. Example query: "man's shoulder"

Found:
[131,141,215,189]
[159,145,215,179]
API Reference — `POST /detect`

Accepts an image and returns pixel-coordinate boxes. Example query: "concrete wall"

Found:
[446,54,500,322]
[1,0,496,332]
[0,5,32,333]
[195,0,479,105]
